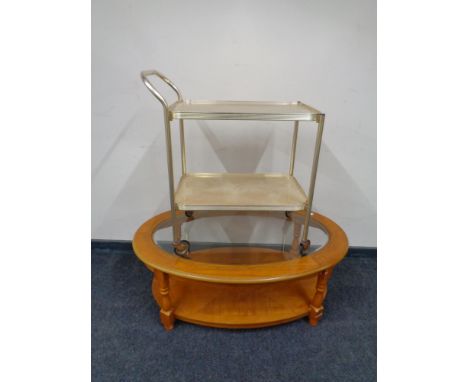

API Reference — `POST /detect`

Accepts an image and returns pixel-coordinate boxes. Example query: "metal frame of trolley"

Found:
[141,70,324,257]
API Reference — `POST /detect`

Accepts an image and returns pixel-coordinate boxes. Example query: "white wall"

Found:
[92,0,376,246]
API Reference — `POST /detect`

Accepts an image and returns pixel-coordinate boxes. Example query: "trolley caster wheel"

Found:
[300,240,311,256]
[285,211,292,220]
[173,240,191,257]
[185,211,194,221]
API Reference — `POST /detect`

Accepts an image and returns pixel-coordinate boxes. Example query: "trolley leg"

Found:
[154,270,175,331]
[301,114,325,253]
[290,218,302,257]
[309,267,334,326]
[172,212,191,257]
[174,216,182,242]
[162,109,180,247]
[289,121,299,176]
[179,120,187,175]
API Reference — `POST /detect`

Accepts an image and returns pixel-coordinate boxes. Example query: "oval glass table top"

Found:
[153,211,328,265]
[134,210,348,284]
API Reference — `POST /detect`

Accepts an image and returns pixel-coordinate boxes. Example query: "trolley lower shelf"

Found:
[174,173,308,211]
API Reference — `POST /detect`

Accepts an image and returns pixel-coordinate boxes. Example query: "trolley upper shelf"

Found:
[168,100,322,121]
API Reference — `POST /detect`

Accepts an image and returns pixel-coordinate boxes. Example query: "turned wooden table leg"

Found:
[155,270,175,331]
[309,267,334,326]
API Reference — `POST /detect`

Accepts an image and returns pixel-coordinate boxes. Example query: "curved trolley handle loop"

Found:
[140,69,183,108]
[140,69,187,251]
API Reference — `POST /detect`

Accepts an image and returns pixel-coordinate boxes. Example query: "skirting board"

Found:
[91,239,376,258]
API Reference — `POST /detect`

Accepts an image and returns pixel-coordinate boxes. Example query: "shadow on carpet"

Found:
[92,249,376,382]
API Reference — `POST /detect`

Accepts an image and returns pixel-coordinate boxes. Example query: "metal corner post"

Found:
[179,120,187,175]
[302,114,325,243]
[163,109,179,243]
[289,121,299,176]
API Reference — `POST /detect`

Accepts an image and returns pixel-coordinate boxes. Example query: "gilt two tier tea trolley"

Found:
[133,70,348,330]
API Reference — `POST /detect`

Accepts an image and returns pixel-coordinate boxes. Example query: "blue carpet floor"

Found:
[92,248,376,382]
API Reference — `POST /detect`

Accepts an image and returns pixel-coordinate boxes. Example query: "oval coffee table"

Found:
[133,210,348,331]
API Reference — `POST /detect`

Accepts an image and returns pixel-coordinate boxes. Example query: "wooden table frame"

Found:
[133,210,348,331]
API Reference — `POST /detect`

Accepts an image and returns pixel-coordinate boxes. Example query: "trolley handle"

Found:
[140,70,183,108]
